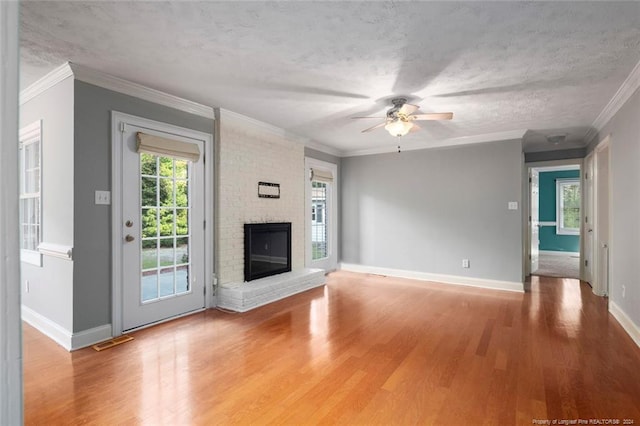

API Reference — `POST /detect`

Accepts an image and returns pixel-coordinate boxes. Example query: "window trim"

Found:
[19,120,43,266]
[556,178,580,236]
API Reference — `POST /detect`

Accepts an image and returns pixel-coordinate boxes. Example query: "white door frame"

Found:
[305,157,338,271]
[591,135,612,297]
[582,151,595,284]
[0,2,22,423]
[111,111,214,336]
[524,159,582,279]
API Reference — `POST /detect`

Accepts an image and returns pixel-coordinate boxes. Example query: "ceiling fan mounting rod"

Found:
[387,97,408,119]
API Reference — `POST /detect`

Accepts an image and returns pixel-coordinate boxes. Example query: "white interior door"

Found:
[583,153,594,284]
[595,141,610,296]
[530,169,540,273]
[305,158,338,272]
[120,123,205,331]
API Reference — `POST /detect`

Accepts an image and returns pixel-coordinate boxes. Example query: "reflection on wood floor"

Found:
[24,271,640,425]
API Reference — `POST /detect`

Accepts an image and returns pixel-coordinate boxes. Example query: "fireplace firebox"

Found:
[244,223,292,282]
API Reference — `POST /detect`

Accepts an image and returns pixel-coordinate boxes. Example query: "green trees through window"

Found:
[557,179,580,235]
[141,154,189,248]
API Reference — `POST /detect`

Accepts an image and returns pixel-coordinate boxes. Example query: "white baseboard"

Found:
[70,324,113,350]
[609,301,640,349]
[22,305,112,351]
[339,263,524,293]
[539,250,580,257]
[22,305,73,350]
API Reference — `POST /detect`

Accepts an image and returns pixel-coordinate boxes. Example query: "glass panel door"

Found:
[311,181,328,260]
[140,154,192,302]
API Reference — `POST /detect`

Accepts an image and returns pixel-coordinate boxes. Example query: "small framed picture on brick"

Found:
[258,181,280,198]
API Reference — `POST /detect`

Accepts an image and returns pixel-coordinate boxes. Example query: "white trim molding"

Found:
[219,108,308,145]
[22,305,113,351]
[38,242,73,260]
[343,129,527,157]
[20,62,215,119]
[70,324,113,350]
[304,140,344,157]
[609,301,640,349]
[19,62,74,105]
[584,58,640,144]
[340,263,524,293]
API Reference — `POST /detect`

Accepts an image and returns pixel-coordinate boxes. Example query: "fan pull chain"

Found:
[397,145,401,153]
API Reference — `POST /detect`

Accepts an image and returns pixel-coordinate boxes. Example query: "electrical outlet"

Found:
[95,190,111,205]
[622,285,626,299]
[462,259,470,268]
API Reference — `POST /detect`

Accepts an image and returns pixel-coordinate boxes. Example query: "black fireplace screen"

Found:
[244,222,292,281]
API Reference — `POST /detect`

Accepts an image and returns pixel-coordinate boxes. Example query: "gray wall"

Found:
[73,81,214,332]
[524,147,586,163]
[341,140,523,283]
[590,87,640,329]
[20,76,75,331]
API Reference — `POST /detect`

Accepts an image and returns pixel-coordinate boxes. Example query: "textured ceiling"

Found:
[20,1,640,155]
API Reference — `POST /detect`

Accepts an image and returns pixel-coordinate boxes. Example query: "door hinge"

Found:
[120,122,126,133]
[203,220,206,229]
[585,216,588,224]
[529,215,531,222]
[529,177,532,183]
[203,154,205,165]
[585,260,588,267]
[529,254,532,260]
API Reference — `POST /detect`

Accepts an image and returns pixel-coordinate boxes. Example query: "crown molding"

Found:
[20,62,214,119]
[20,62,73,105]
[69,63,214,119]
[303,140,345,158]
[584,58,640,145]
[220,108,309,144]
[343,129,527,157]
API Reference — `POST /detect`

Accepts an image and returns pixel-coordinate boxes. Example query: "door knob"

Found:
[125,220,133,227]
[125,234,135,242]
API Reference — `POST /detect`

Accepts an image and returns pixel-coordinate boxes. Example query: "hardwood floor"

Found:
[24,271,640,425]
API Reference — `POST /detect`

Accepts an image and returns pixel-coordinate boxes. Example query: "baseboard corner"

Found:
[609,301,640,349]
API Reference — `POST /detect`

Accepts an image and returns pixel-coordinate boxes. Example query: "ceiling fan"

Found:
[353,98,453,137]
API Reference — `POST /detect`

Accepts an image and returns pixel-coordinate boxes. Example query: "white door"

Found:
[305,158,338,272]
[530,169,540,273]
[583,153,594,284]
[120,122,205,331]
[595,141,610,296]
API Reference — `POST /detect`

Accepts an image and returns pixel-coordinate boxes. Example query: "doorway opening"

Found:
[528,163,582,280]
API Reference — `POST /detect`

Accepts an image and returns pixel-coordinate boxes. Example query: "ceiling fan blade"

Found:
[398,103,419,116]
[361,121,387,133]
[351,116,386,119]
[408,123,421,134]
[410,112,454,121]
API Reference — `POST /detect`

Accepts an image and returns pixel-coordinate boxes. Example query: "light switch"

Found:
[508,201,518,210]
[95,190,111,205]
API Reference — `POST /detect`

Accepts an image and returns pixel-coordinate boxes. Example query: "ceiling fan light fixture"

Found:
[385,118,413,137]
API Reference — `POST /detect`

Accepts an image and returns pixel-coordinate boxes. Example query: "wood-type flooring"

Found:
[23,271,640,425]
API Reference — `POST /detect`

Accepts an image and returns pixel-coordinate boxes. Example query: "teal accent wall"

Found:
[539,170,580,252]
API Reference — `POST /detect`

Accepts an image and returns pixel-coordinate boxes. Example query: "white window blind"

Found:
[310,168,333,183]
[136,132,200,162]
